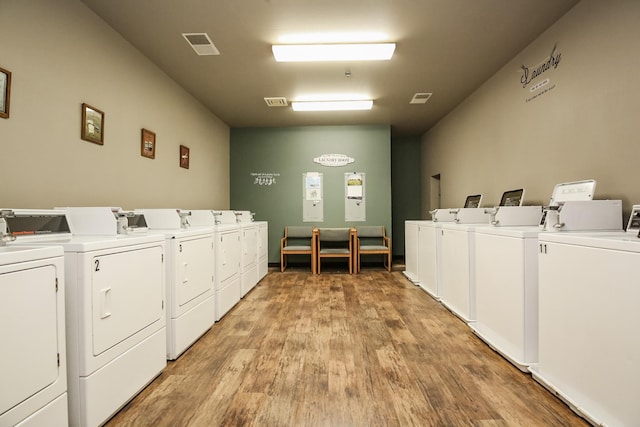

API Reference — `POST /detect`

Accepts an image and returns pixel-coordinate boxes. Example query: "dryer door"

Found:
[176,235,214,308]
[241,226,258,270]
[0,263,58,415]
[216,229,240,285]
[92,245,164,356]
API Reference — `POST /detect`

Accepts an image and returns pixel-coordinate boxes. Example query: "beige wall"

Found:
[0,0,230,209]
[421,0,640,222]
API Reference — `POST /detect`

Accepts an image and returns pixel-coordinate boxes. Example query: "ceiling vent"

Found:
[410,92,432,104]
[264,97,289,107]
[182,33,220,56]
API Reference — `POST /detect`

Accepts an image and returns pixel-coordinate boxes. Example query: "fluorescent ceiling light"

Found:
[272,43,395,62]
[278,32,389,44]
[291,100,373,111]
[296,93,370,102]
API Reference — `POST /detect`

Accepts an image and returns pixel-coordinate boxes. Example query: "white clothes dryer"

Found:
[137,209,215,360]
[5,208,166,427]
[189,210,241,321]
[0,224,68,427]
[234,211,259,297]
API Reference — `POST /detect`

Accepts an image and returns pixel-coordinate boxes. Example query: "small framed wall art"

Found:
[180,145,190,169]
[0,66,11,119]
[141,128,156,159]
[81,103,104,145]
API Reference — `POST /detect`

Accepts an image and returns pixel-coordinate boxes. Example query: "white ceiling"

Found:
[80,0,579,137]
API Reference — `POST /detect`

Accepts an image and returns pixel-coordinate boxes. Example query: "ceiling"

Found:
[80,0,579,137]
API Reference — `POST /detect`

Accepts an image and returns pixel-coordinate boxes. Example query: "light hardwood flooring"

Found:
[106,267,588,427]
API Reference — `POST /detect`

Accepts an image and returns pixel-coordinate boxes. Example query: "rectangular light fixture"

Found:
[272,43,395,62]
[291,100,373,111]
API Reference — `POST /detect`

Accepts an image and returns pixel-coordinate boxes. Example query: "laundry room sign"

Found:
[520,43,561,103]
[313,153,355,167]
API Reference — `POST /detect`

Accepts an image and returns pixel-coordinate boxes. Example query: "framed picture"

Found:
[81,103,104,145]
[0,66,11,119]
[180,145,190,169]
[141,128,156,159]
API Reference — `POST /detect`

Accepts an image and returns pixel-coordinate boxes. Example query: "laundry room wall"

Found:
[230,125,391,264]
[0,0,230,210]
[421,0,640,222]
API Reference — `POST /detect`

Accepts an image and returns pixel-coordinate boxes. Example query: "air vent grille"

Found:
[410,92,432,104]
[264,97,288,107]
[182,33,220,56]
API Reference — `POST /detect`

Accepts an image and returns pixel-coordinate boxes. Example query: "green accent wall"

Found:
[231,125,391,264]
[391,135,422,258]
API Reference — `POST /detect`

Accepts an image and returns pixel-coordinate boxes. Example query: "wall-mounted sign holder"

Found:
[345,172,365,221]
[303,172,323,222]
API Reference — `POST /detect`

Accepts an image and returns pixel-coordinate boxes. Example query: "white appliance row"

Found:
[404,181,638,426]
[0,207,268,427]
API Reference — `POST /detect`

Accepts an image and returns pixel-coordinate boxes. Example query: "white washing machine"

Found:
[257,221,268,281]
[136,209,215,360]
[533,231,640,427]
[438,206,491,322]
[5,208,167,427]
[439,221,486,323]
[439,190,535,324]
[403,220,420,284]
[416,220,449,300]
[472,225,541,371]
[189,210,241,321]
[0,219,68,427]
[234,211,259,297]
[414,202,478,299]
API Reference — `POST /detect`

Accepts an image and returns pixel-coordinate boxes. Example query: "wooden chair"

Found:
[355,225,391,272]
[316,227,353,274]
[280,226,315,272]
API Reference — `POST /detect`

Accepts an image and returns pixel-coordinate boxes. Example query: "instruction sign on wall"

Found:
[303,172,323,222]
[345,172,365,221]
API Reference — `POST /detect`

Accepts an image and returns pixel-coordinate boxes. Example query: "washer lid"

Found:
[549,179,596,206]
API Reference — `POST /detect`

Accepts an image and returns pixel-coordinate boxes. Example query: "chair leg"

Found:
[281,252,285,272]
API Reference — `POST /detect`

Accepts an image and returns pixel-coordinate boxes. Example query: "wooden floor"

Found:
[106,267,588,427]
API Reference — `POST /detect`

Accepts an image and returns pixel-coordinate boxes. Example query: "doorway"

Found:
[430,174,441,211]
